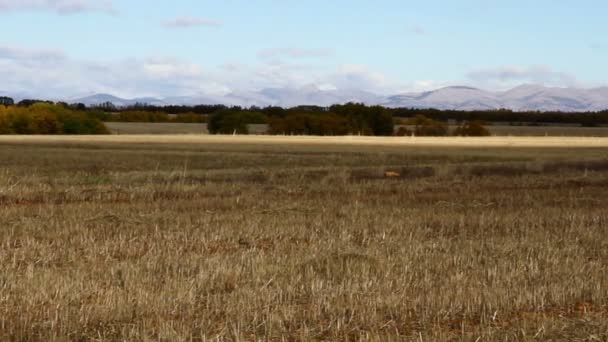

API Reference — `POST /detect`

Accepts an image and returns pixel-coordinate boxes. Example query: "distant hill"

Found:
[384,85,608,111]
[60,84,608,111]
[72,94,167,107]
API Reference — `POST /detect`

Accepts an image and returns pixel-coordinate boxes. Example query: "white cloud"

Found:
[162,16,221,28]
[0,0,115,14]
[0,43,432,100]
[329,64,389,91]
[258,47,333,61]
[0,49,217,99]
[252,62,316,88]
[407,25,427,36]
[0,45,66,62]
[142,58,203,79]
[219,62,245,72]
[467,65,580,89]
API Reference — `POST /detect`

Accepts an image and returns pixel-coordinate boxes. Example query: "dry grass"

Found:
[1,136,607,341]
[2,134,608,148]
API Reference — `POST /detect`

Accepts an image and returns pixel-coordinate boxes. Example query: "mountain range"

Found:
[9,84,608,112]
[384,85,608,111]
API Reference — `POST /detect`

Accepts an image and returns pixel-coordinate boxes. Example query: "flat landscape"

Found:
[1,135,608,340]
[104,122,608,137]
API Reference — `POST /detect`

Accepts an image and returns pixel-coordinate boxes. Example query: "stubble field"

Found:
[1,135,607,341]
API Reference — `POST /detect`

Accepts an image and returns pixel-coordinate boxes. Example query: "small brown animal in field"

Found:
[384,171,400,178]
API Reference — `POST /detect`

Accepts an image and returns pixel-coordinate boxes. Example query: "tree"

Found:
[0,103,108,135]
[70,103,87,111]
[208,110,249,134]
[95,101,117,111]
[18,99,52,107]
[369,106,394,136]
[0,97,14,106]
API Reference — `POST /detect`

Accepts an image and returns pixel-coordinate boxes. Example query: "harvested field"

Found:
[0,135,607,340]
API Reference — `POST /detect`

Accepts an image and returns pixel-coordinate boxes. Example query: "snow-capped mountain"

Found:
[73,94,167,107]
[498,85,608,111]
[60,84,608,111]
[384,85,608,111]
[223,86,381,107]
[384,86,502,110]
[70,85,382,108]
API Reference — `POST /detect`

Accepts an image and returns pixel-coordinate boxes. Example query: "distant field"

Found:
[106,122,208,134]
[399,124,608,137]
[486,124,608,137]
[105,122,608,137]
[1,136,607,340]
[105,122,267,135]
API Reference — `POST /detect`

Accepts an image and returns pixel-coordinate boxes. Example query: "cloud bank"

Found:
[0,42,406,100]
[0,43,594,102]
[0,0,115,14]
[257,48,333,60]
[162,16,221,29]
[467,65,580,89]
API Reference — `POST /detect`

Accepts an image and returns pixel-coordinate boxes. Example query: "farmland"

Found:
[104,122,608,137]
[1,135,608,340]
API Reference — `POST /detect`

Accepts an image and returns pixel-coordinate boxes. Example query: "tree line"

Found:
[4,96,608,125]
[0,103,108,135]
[203,103,393,135]
[3,96,608,136]
[109,102,608,128]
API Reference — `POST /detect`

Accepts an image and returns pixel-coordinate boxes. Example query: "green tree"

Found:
[0,97,14,106]
[208,110,249,134]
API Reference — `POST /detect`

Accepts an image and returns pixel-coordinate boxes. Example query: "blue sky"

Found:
[1,0,607,99]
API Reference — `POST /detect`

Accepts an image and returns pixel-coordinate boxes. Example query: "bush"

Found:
[407,115,449,136]
[0,107,12,133]
[453,120,490,136]
[394,126,412,136]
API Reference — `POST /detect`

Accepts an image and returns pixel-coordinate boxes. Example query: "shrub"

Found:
[453,120,490,136]
[0,107,12,133]
[394,126,412,136]
[29,110,63,134]
[407,115,449,136]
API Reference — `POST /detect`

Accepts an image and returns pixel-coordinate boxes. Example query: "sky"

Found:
[1,0,607,99]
